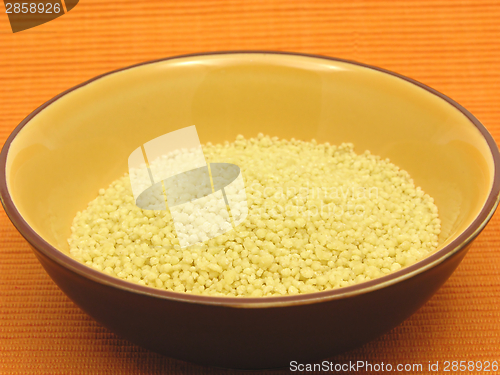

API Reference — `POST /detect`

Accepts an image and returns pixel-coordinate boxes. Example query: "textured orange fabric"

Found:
[1,1,500,374]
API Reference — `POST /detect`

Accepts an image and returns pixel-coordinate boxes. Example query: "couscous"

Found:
[68,134,441,297]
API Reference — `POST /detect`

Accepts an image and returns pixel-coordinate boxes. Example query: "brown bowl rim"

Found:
[1,51,499,308]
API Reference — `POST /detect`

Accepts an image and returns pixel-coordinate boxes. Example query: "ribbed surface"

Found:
[1,1,499,373]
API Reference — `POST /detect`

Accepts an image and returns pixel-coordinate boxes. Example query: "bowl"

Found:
[1,52,499,369]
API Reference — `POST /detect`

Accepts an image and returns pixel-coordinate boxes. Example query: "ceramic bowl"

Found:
[1,52,499,369]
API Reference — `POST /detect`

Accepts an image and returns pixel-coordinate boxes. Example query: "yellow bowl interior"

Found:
[5,53,494,257]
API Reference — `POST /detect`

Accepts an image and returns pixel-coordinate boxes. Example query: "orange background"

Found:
[1,1,499,374]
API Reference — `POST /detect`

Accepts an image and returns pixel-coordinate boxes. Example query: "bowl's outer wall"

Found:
[32,241,470,369]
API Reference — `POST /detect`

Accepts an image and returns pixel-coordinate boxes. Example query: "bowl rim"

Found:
[1,51,499,308]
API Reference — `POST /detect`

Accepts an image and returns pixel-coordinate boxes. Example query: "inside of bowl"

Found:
[5,53,494,257]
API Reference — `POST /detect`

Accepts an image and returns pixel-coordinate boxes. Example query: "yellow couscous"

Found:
[68,134,441,297]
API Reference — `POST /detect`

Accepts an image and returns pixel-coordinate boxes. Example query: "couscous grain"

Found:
[68,134,441,297]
